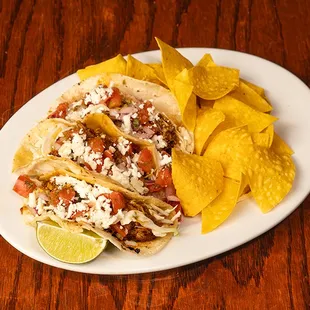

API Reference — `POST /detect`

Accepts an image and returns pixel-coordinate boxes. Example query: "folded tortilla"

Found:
[18,157,180,255]
[13,116,158,171]
[48,73,194,153]
[12,116,168,197]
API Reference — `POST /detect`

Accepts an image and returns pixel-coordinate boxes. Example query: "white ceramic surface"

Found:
[1,48,309,275]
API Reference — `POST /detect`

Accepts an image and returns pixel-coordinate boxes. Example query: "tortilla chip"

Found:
[155,37,193,88]
[126,55,161,84]
[172,149,223,217]
[203,114,240,149]
[214,95,277,132]
[201,177,240,233]
[196,54,216,68]
[199,98,215,107]
[194,107,225,155]
[147,63,167,85]
[244,146,295,212]
[204,126,253,181]
[189,66,239,100]
[238,173,249,198]
[252,132,270,148]
[263,124,274,147]
[271,133,294,155]
[230,81,272,112]
[172,69,196,132]
[240,79,265,97]
[77,54,127,80]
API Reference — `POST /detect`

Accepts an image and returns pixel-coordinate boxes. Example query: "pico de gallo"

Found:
[49,123,181,213]
[13,174,180,245]
[48,84,179,151]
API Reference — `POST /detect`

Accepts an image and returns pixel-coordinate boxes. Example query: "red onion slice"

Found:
[165,185,176,197]
[167,195,180,202]
[134,132,153,139]
[143,126,155,135]
[119,106,137,114]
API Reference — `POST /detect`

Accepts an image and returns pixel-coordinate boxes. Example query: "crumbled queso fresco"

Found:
[26,176,179,236]
[64,85,169,150]
[56,130,148,195]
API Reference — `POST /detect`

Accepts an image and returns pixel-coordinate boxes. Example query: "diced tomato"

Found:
[103,150,114,161]
[13,175,37,198]
[137,149,155,173]
[58,187,76,207]
[96,162,103,173]
[110,192,126,214]
[110,223,128,239]
[48,103,69,119]
[138,101,152,125]
[155,167,172,187]
[138,109,149,125]
[84,162,92,171]
[146,182,162,193]
[107,87,122,108]
[63,128,80,140]
[71,210,85,219]
[88,137,105,153]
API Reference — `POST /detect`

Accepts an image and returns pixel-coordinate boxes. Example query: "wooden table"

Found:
[1,0,309,309]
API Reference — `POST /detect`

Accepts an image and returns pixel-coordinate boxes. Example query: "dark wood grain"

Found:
[1,0,310,309]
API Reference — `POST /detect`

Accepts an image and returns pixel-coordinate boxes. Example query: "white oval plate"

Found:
[1,48,310,275]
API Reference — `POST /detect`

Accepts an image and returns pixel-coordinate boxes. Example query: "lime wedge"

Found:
[36,221,107,264]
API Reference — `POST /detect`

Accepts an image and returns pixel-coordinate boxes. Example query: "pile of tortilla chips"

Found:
[77,37,295,234]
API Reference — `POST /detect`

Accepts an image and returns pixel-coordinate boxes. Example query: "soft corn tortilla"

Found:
[13,116,160,175]
[12,119,71,172]
[48,73,194,153]
[20,157,179,256]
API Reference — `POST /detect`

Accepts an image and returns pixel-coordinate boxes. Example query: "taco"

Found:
[13,116,180,205]
[13,157,180,255]
[47,73,194,154]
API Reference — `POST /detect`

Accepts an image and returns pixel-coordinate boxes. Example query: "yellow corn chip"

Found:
[214,96,277,132]
[77,54,127,80]
[244,146,295,212]
[252,132,270,148]
[203,114,240,149]
[202,177,240,233]
[172,69,196,132]
[194,107,225,155]
[147,63,167,85]
[238,173,249,198]
[196,54,216,68]
[230,81,272,112]
[199,98,215,107]
[189,66,239,100]
[263,124,274,147]
[126,55,160,83]
[240,79,265,97]
[155,37,193,88]
[172,149,224,217]
[271,133,294,155]
[204,126,254,181]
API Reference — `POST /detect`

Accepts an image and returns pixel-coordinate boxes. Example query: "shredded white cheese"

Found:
[152,135,167,149]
